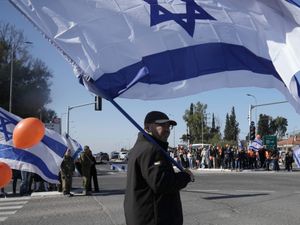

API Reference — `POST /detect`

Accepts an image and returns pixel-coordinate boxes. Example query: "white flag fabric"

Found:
[292,145,300,168]
[249,138,263,151]
[0,107,68,184]
[10,0,300,112]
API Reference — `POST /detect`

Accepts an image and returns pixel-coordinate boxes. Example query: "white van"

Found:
[190,143,211,150]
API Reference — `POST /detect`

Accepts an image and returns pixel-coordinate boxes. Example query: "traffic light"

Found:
[95,96,102,111]
[250,122,256,141]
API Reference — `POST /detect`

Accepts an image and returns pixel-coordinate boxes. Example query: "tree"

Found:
[223,107,240,142]
[229,107,240,141]
[223,113,231,140]
[0,22,55,121]
[257,114,271,137]
[182,102,208,143]
[209,113,221,142]
[257,114,288,139]
[273,117,288,138]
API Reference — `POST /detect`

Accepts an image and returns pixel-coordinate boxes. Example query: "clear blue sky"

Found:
[1,1,300,153]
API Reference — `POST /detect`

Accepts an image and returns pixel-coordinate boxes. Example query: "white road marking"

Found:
[0,217,8,222]
[0,211,17,215]
[0,205,23,210]
[0,196,31,202]
[235,190,275,193]
[185,189,276,193]
[0,197,30,222]
[185,189,220,192]
[0,201,28,206]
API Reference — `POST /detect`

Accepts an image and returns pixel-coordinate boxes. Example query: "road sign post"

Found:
[263,135,277,150]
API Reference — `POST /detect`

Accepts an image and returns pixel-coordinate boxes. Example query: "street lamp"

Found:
[286,133,289,153]
[9,41,33,112]
[246,93,258,126]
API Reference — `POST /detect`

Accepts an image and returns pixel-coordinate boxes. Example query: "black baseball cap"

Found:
[144,111,177,126]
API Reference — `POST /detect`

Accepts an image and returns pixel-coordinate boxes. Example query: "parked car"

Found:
[111,151,120,160]
[118,151,128,161]
[95,152,109,164]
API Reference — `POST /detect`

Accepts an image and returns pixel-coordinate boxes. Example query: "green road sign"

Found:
[263,135,277,150]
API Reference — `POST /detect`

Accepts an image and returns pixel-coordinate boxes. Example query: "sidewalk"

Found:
[191,167,300,173]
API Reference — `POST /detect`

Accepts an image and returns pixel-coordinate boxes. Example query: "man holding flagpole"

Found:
[124,111,194,225]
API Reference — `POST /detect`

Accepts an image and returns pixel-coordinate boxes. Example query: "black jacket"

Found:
[124,132,191,225]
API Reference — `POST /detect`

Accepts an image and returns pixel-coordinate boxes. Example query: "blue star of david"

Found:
[144,0,216,37]
[0,112,18,142]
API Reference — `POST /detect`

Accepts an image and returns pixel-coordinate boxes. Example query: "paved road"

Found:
[1,165,300,225]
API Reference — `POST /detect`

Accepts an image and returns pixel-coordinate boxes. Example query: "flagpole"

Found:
[109,99,184,172]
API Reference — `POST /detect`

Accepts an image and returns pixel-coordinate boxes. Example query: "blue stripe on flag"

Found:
[41,135,67,158]
[294,153,300,167]
[293,147,300,168]
[293,73,300,99]
[286,0,300,7]
[92,43,282,99]
[0,144,59,180]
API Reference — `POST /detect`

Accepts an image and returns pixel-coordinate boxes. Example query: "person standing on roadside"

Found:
[20,170,32,196]
[0,188,6,198]
[88,149,99,193]
[61,149,75,197]
[80,146,93,195]
[124,111,194,225]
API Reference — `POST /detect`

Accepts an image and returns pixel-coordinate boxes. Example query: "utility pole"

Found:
[9,41,33,112]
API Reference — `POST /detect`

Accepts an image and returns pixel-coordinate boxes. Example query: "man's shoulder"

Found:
[130,139,157,159]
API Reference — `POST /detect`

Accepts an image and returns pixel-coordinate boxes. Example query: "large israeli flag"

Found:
[10,0,300,112]
[0,107,68,184]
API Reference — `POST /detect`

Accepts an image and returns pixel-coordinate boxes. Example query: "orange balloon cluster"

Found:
[13,117,45,149]
[0,162,12,188]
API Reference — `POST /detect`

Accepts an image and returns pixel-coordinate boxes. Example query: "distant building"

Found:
[45,117,62,134]
[277,136,300,152]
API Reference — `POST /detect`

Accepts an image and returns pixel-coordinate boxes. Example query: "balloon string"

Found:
[109,99,184,171]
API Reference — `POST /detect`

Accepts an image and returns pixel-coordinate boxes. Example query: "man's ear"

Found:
[144,124,150,132]
[145,123,153,133]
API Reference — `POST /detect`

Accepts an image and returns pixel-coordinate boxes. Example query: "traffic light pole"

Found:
[66,102,94,135]
[247,100,288,142]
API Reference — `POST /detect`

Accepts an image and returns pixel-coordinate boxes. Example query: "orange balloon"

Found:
[13,117,45,149]
[0,162,12,188]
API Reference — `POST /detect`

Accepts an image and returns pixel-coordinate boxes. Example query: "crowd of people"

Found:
[0,145,99,198]
[170,144,294,172]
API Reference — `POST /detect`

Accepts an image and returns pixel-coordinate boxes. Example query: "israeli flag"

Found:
[292,145,300,168]
[0,107,68,184]
[10,0,300,113]
[249,138,263,152]
[63,133,83,159]
[237,139,243,150]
